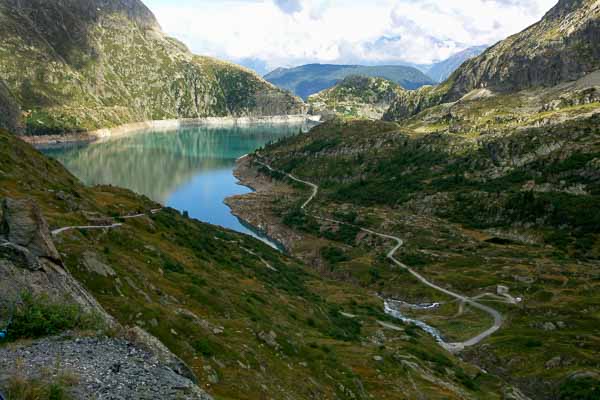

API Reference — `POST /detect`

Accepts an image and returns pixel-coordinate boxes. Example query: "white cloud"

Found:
[144,0,558,72]
[274,0,303,14]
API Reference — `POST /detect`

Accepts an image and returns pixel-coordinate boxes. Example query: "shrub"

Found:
[8,293,102,340]
[559,377,600,400]
[321,246,350,266]
[162,258,185,273]
[326,307,361,341]
[3,375,74,400]
[192,337,223,357]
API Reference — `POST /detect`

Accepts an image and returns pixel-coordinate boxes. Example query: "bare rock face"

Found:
[445,0,600,100]
[1,198,61,262]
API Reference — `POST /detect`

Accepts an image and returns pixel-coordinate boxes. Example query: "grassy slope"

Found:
[0,129,511,399]
[252,86,600,398]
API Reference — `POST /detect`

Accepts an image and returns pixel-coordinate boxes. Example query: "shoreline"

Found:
[21,114,320,146]
[225,156,307,254]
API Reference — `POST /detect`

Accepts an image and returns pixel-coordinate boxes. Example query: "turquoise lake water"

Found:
[42,123,311,246]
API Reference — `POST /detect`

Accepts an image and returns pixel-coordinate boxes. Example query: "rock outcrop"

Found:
[0,0,305,135]
[445,0,600,99]
[0,198,111,319]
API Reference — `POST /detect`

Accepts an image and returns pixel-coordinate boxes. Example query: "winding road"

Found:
[256,158,503,352]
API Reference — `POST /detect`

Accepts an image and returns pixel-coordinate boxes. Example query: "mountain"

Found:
[385,0,600,120]
[228,0,600,398]
[424,46,488,83]
[264,64,435,100]
[0,0,305,136]
[308,75,405,120]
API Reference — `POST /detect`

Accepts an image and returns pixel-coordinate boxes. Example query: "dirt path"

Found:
[51,209,163,237]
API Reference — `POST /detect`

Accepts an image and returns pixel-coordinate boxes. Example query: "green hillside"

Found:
[308,75,405,120]
[265,63,434,100]
[0,0,304,136]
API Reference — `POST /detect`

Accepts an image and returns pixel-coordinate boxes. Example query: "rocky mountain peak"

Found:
[547,0,593,18]
[1,0,161,30]
[385,0,600,120]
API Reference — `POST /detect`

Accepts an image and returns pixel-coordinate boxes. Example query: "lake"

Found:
[41,122,312,247]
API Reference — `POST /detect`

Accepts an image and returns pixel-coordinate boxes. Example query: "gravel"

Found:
[0,335,213,400]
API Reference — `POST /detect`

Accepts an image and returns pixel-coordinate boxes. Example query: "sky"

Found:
[143,0,558,75]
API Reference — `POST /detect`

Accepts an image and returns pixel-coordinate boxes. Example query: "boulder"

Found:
[81,252,116,277]
[1,198,61,263]
[258,330,279,348]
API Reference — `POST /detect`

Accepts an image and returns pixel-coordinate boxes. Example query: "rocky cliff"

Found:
[385,0,600,120]
[308,76,405,120]
[446,0,600,99]
[0,198,111,320]
[0,0,305,135]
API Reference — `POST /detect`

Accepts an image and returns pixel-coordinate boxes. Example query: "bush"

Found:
[321,246,350,266]
[559,377,600,400]
[8,293,102,340]
[326,307,361,341]
[282,208,320,234]
[192,337,223,357]
[3,375,74,400]
[162,258,185,273]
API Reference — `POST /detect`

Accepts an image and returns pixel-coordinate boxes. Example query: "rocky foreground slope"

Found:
[0,0,305,136]
[0,196,212,399]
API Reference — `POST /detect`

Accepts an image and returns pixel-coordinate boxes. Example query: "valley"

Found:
[0,0,599,399]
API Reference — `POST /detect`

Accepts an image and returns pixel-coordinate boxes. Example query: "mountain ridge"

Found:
[264,63,434,100]
[423,45,488,83]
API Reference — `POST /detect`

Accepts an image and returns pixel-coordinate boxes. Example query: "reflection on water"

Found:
[42,123,310,245]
